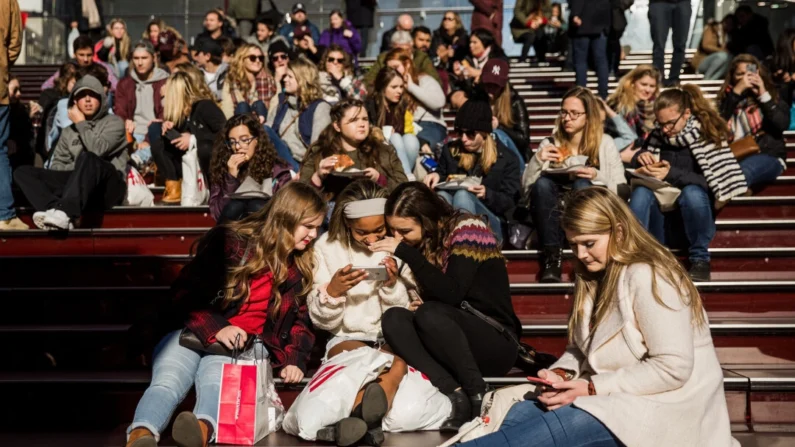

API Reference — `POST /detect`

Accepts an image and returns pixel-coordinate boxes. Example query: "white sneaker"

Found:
[407,173,417,182]
[32,211,49,229]
[42,209,73,230]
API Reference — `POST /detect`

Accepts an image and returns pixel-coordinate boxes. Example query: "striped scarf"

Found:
[231,70,277,108]
[727,93,764,139]
[645,116,748,202]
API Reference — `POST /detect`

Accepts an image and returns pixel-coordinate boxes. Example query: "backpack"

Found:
[271,93,326,147]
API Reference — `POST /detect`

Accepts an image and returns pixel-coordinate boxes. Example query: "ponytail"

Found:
[655,85,731,147]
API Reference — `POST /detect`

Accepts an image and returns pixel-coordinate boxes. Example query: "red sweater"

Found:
[208,272,273,342]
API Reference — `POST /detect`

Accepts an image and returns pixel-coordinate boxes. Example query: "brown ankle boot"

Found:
[162,180,182,204]
[172,411,211,447]
[126,427,157,447]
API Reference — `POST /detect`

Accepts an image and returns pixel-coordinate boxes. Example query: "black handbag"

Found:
[179,328,257,357]
[460,301,558,375]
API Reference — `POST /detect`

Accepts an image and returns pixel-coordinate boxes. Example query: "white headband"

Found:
[344,198,387,219]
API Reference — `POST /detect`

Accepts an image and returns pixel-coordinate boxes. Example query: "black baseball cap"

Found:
[191,37,222,58]
[292,3,306,13]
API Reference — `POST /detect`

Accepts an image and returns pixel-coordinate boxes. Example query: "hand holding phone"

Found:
[527,376,556,387]
[352,265,388,282]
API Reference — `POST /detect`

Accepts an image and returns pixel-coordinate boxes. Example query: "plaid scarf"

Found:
[645,116,747,202]
[231,70,277,108]
[726,89,764,139]
[624,100,655,140]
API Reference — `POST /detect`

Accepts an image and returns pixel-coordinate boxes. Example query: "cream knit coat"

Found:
[307,233,415,343]
[551,263,738,447]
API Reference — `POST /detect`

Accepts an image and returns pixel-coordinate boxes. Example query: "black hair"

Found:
[205,10,223,22]
[73,35,94,54]
[471,28,496,50]
[734,5,753,15]
[76,63,110,89]
[330,9,344,19]
[412,26,432,38]
[255,16,276,31]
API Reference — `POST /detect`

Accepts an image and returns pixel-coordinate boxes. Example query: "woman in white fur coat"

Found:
[460,187,737,447]
[307,180,418,447]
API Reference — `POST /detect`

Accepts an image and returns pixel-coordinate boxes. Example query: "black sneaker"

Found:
[689,261,711,282]
[540,248,562,283]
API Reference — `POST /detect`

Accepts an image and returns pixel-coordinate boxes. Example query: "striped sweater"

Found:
[644,117,747,202]
[394,216,521,334]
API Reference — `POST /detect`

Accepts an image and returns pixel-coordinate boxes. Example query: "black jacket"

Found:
[56,0,104,32]
[185,99,227,173]
[499,85,530,161]
[632,133,709,191]
[568,0,611,37]
[380,27,398,54]
[718,91,789,162]
[437,139,522,217]
[346,0,376,29]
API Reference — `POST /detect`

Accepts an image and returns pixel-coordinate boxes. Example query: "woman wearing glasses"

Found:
[220,44,278,121]
[208,114,293,222]
[318,44,368,104]
[629,85,747,282]
[523,86,625,282]
[423,98,521,243]
[267,40,292,87]
[432,11,469,61]
[319,10,363,68]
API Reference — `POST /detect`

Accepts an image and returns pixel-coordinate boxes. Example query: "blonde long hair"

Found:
[562,188,706,341]
[228,44,267,97]
[450,132,498,174]
[163,71,215,126]
[607,64,661,115]
[222,182,327,313]
[288,57,325,110]
[492,84,514,128]
[106,18,131,63]
[553,87,602,168]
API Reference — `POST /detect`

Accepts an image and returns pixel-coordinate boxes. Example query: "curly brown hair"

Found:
[319,44,354,77]
[210,114,280,187]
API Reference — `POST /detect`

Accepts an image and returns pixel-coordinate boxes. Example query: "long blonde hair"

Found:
[562,187,706,341]
[288,57,324,110]
[450,132,498,174]
[607,64,661,116]
[106,18,131,63]
[492,83,514,128]
[553,87,602,168]
[228,43,267,97]
[163,71,214,126]
[222,182,327,313]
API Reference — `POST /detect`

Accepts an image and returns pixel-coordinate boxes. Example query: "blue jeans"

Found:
[416,121,448,153]
[530,176,593,249]
[649,0,692,83]
[572,34,608,99]
[0,105,14,220]
[264,125,300,171]
[127,330,268,441]
[697,51,731,80]
[459,400,620,447]
[390,133,421,176]
[438,189,503,242]
[132,133,152,164]
[493,129,526,175]
[739,154,784,189]
[629,184,715,262]
[116,60,130,79]
[235,100,268,118]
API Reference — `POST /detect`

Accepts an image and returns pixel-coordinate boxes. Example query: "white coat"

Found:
[550,263,739,447]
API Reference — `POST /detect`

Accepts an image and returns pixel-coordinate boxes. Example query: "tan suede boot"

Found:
[161,180,182,204]
[172,411,211,447]
[126,427,157,447]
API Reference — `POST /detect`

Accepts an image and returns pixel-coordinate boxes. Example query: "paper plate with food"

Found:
[543,146,589,174]
[435,174,483,190]
[329,154,368,178]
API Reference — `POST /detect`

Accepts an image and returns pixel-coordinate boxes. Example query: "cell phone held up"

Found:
[747,63,758,74]
[164,128,182,141]
[352,265,389,282]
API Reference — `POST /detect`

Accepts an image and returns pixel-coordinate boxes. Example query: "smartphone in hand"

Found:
[527,376,555,387]
[352,266,389,281]
[164,129,182,141]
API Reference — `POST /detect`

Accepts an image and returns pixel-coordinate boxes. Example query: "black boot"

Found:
[440,389,472,432]
[351,383,388,446]
[315,418,368,446]
[689,260,711,282]
[469,392,486,419]
[540,247,562,283]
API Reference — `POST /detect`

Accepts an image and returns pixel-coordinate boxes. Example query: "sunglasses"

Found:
[444,16,455,21]
[327,57,344,64]
[247,55,265,63]
[272,54,289,61]
[454,128,479,139]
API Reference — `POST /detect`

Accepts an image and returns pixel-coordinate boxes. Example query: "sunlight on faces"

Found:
[460,130,486,152]
[385,76,405,103]
[111,22,126,40]
[293,11,307,23]
[334,106,370,143]
[294,213,324,251]
[148,24,160,42]
[413,32,431,51]
[75,48,93,66]
[386,216,421,246]
[272,52,289,69]
[386,59,405,75]
[565,230,611,273]
[732,62,752,84]
[204,13,222,32]
[256,23,273,41]
[561,96,587,135]
[228,124,257,159]
[283,69,298,94]
[133,50,154,76]
[330,13,344,29]
[75,90,101,118]
[245,48,264,73]
[656,105,690,137]
[349,215,388,247]
[633,75,657,102]
[327,51,345,67]
[469,35,485,56]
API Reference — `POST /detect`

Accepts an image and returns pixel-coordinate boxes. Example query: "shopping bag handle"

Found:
[231,334,264,364]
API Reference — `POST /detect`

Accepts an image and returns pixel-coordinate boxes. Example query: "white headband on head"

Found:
[344,198,387,219]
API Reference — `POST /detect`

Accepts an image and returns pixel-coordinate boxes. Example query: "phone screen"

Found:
[353,266,389,281]
[747,64,758,74]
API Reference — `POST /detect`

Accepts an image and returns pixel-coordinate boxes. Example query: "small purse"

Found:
[179,328,257,356]
[729,133,762,161]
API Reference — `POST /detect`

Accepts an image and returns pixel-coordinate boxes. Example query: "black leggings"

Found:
[381,301,518,396]
[148,122,211,181]
[516,30,548,62]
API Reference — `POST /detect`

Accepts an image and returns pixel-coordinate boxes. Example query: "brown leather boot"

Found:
[172,411,211,447]
[162,180,182,204]
[126,427,157,447]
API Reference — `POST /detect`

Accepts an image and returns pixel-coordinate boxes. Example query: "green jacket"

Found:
[510,0,552,40]
[227,0,259,20]
[363,49,441,89]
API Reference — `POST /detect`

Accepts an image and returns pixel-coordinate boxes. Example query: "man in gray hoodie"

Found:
[14,75,128,230]
[192,37,228,101]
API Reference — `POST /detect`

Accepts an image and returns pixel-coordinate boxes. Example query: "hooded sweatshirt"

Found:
[50,75,129,173]
[130,68,169,135]
[203,62,229,102]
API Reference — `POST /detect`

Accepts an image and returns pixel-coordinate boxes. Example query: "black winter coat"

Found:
[499,86,530,160]
[568,0,611,37]
[346,0,376,29]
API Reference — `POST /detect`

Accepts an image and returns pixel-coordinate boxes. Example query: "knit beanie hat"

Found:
[455,98,493,134]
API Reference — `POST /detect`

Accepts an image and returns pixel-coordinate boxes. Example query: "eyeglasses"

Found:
[327,57,344,64]
[444,16,455,21]
[272,54,289,61]
[655,112,684,131]
[225,136,257,148]
[454,128,479,139]
[247,55,265,63]
[559,110,586,120]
